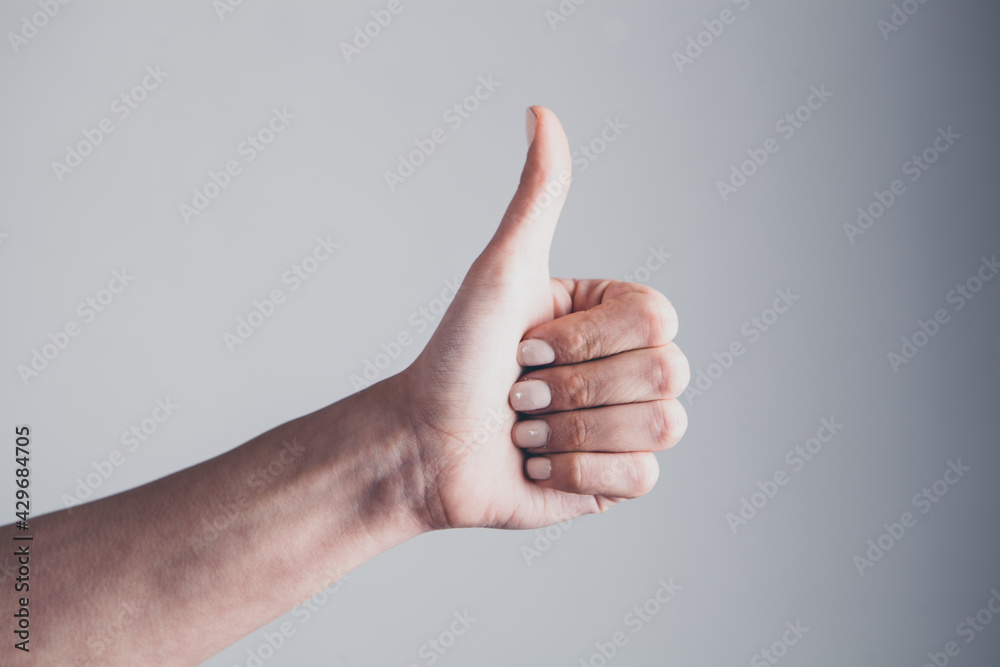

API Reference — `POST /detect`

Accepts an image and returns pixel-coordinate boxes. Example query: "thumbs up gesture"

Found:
[392,107,690,530]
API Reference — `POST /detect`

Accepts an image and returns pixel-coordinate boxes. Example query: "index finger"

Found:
[516,280,678,367]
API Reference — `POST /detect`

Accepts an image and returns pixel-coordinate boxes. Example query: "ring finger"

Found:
[512,399,688,453]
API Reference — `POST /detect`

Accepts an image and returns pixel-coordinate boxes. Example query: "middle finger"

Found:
[508,342,690,414]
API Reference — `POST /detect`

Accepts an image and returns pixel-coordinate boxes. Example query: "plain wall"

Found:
[1,1,999,665]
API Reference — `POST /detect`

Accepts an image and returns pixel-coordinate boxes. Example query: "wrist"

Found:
[311,372,435,544]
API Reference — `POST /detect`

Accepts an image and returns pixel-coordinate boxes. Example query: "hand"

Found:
[392,106,690,531]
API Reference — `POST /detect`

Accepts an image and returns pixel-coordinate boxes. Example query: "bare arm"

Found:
[4,106,689,665]
[7,377,425,665]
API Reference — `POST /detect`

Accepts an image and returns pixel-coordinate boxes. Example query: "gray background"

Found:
[2,0,999,665]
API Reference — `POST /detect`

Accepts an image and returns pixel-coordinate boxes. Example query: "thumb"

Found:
[485,106,573,265]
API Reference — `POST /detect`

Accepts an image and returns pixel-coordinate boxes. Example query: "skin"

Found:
[1,107,689,665]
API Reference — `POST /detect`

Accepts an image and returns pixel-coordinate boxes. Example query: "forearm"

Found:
[4,377,425,665]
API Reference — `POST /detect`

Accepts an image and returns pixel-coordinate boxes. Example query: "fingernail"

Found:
[526,107,538,147]
[510,380,551,412]
[518,339,555,366]
[526,456,551,480]
[514,420,549,448]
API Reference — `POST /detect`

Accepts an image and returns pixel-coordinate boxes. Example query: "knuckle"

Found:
[672,402,690,444]
[651,349,673,398]
[629,454,659,496]
[638,292,678,345]
[568,413,590,451]
[563,370,594,409]
[651,400,687,450]
[614,280,644,294]
[562,325,596,362]
[566,455,587,494]
[650,402,674,449]
[652,344,690,398]
[672,347,691,396]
